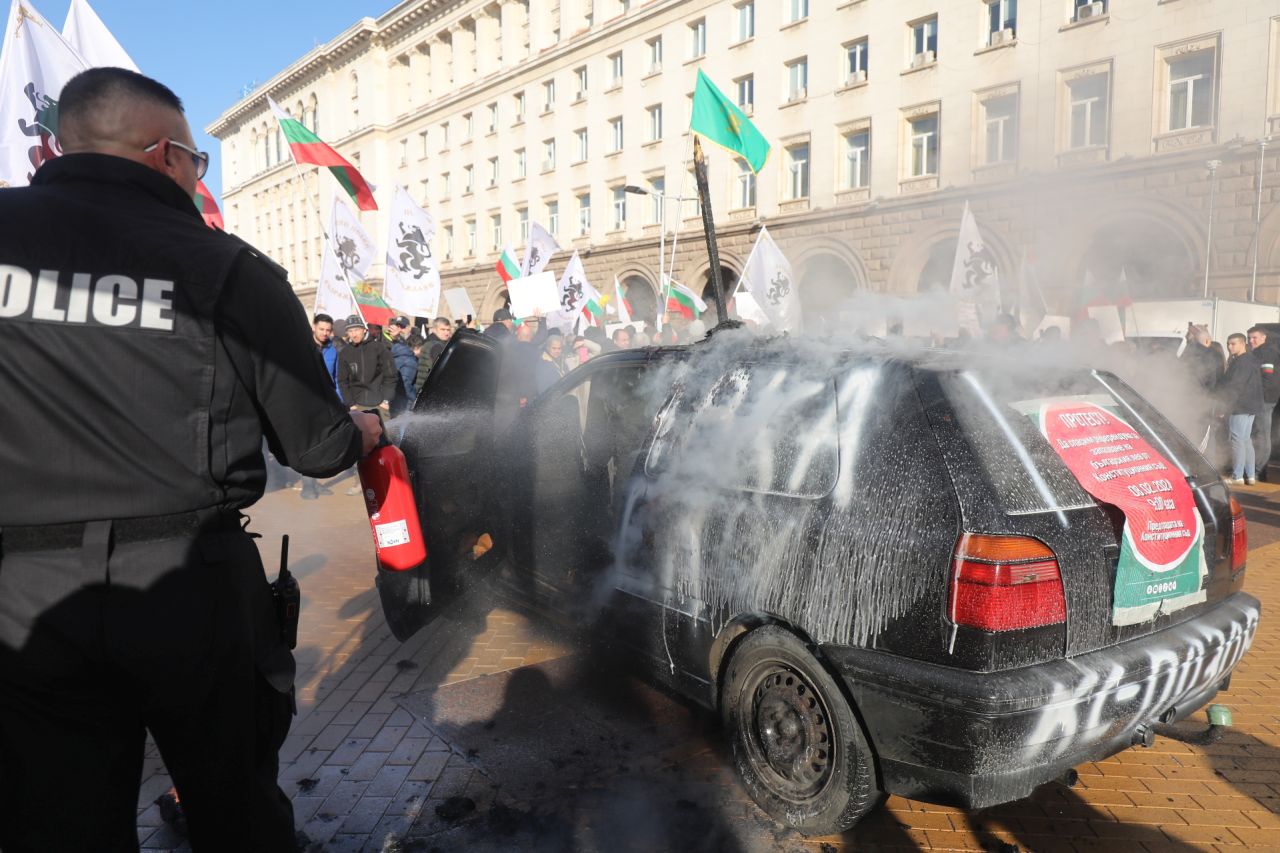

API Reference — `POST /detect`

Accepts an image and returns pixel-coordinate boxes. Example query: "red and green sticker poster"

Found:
[1038,401,1207,625]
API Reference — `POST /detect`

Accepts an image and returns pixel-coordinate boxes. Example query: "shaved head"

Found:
[57,68,199,196]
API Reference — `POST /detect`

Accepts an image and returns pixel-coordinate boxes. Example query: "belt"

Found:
[0,511,240,554]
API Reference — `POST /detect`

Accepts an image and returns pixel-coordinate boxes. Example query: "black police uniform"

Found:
[0,153,361,852]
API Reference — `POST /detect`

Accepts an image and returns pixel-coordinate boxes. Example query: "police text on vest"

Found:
[0,265,175,332]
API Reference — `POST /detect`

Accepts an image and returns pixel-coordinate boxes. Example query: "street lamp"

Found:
[1204,159,1222,299]
[624,184,699,324]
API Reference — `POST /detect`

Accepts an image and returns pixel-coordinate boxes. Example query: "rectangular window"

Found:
[443,225,454,260]
[843,131,870,188]
[845,39,869,84]
[515,148,527,178]
[463,112,474,139]
[736,1,755,41]
[786,58,808,101]
[736,75,755,112]
[440,122,450,150]
[548,200,560,235]
[647,104,663,141]
[786,144,810,199]
[487,102,499,133]
[466,219,476,256]
[689,18,707,58]
[647,36,663,73]
[441,171,451,198]
[419,130,429,158]
[544,138,557,171]
[910,114,939,176]
[1068,73,1109,148]
[911,17,938,63]
[610,51,624,84]
[576,128,589,162]
[649,176,665,223]
[543,79,556,112]
[488,156,499,187]
[787,0,809,24]
[610,116,624,152]
[987,0,1017,44]
[1168,51,1215,131]
[575,66,589,100]
[514,91,526,122]
[399,138,408,166]
[419,178,429,202]
[735,158,757,208]
[519,207,530,242]
[464,165,474,194]
[578,193,591,235]
[491,214,502,250]
[612,186,627,230]
[983,94,1019,164]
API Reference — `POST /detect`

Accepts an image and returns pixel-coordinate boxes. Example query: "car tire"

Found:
[721,625,882,835]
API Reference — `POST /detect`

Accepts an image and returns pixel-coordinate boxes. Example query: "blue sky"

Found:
[36,0,387,204]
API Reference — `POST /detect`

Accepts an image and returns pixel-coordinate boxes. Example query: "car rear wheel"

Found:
[721,625,882,835]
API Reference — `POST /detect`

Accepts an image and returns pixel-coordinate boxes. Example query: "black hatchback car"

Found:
[381,329,1261,835]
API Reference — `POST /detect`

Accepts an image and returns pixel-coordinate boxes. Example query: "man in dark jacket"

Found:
[415,316,454,394]
[387,315,418,415]
[338,315,397,417]
[1218,333,1265,484]
[1247,326,1280,480]
[0,68,381,852]
[301,313,342,499]
[485,306,514,340]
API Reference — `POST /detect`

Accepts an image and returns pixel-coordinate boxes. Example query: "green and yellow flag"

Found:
[689,69,770,173]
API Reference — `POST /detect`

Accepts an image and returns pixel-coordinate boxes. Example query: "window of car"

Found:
[646,363,839,499]
[937,369,1203,515]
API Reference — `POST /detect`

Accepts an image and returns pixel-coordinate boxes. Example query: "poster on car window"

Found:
[1037,400,1207,625]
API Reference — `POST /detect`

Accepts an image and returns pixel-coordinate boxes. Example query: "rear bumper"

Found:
[824,592,1261,809]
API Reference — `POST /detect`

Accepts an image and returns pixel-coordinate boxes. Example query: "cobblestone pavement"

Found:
[136,478,1280,852]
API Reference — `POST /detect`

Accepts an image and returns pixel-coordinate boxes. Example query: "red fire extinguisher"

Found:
[356,436,427,572]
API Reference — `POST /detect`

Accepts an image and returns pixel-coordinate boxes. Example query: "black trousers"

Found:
[0,524,297,852]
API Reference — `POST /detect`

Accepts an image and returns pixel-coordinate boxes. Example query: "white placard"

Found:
[507,271,562,319]
[1088,306,1126,344]
[442,287,476,321]
[375,519,411,549]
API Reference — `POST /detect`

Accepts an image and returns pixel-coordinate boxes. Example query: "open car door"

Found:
[378,330,501,639]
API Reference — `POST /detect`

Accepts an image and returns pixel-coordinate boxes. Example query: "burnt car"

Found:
[381,329,1261,835]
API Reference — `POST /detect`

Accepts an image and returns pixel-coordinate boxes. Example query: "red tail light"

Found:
[949,534,1066,632]
[1230,496,1247,574]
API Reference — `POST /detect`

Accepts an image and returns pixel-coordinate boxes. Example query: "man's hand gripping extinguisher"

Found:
[356,418,434,640]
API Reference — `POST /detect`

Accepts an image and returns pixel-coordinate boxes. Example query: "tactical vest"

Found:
[0,154,251,525]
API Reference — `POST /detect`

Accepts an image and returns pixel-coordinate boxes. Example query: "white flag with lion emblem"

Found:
[948,202,1001,332]
[331,196,376,282]
[0,0,88,188]
[383,185,441,317]
[739,225,802,332]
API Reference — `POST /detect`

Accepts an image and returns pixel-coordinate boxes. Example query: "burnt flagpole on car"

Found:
[693,135,732,327]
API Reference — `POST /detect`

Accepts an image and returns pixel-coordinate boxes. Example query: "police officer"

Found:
[0,69,381,851]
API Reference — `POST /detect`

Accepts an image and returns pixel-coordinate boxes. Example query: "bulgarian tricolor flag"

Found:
[351,281,396,326]
[267,95,377,211]
[194,180,223,230]
[666,280,707,320]
[496,246,520,283]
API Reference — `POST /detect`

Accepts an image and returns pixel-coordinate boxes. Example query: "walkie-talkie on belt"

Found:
[272,534,300,650]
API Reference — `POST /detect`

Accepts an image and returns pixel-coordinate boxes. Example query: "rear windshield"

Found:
[938,369,1203,516]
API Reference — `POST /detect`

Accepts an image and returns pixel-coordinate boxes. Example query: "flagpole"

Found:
[662,132,696,329]
[692,136,728,324]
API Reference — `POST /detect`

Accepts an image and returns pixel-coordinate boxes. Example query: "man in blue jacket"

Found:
[1218,333,1265,485]
[300,314,340,499]
[388,315,419,416]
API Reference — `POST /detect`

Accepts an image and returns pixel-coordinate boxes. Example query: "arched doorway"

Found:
[917,239,957,294]
[621,274,657,324]
[1078,219,1197,300]
[797,253,860,331]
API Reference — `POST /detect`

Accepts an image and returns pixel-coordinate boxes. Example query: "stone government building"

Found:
[207,0,1280,327]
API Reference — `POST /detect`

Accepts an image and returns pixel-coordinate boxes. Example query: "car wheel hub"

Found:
[745,665,834,801]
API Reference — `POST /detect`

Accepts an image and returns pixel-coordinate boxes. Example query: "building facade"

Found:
[207,0,1280,326]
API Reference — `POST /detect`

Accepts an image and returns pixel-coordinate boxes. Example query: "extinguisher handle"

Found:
[362,409,392,448]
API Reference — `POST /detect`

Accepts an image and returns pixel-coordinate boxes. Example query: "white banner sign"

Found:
[507,271,561,319]
[442,287,475,321]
